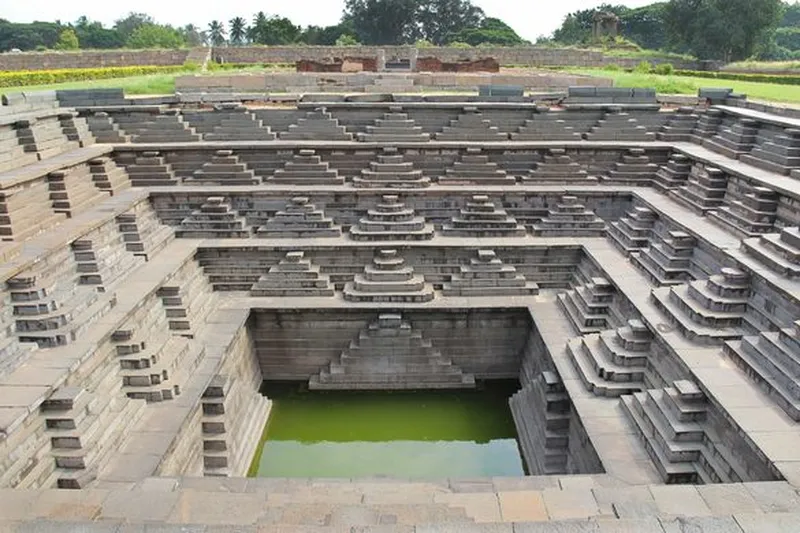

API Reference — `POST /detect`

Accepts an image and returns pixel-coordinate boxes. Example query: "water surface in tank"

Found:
[249,381,525,478]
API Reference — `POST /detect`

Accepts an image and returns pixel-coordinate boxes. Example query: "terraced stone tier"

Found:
[567,319,651,397]
[176,196,251,238]
[605,148,658,184]
[186,150,260,186]
[690,108,723,142]
[585,110,656,142]
[608,206,657,255]
[705,118,759,159]
[522,148,593,184]
[709,185,778,239]
[343,249,435,303]
[654,153,692,191]
[742,226,800,278]
[279,107,353,141]
[438,147,516,185]
[633,229,696,287]
[310,313,475,390]
[257,197,341,238]
[651,268,751,345]
[88,157,130,196]
[558,276,618,334]
[358,106,430,142]
[349,194,434,241]
[741,127,800,175]
[442,249,540,296]
[441,195,526,237]
[435,108,509,141]
[353,147,431,188]
[267,149,344,185]
[657,107,700,142]
[533,195,606,237]
[669,164,728,215]
[251,251,334,297]
[125,151,179,187]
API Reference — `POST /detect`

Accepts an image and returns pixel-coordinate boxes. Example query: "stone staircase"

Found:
[632,228,697,287]
[114,201,175,262]
[585,109,655,141]
[533,195,606,237]
[250,251,335,297]
[279,107,353,141]
[509,372,570,475]
[87,156,130,196]
[349,194,434,241]
[186,150,260,185]
[47,165,108,218]
[354,147,431,188]
[608,206,657,256]
[651,267,752,345]
[267,149,344,185]
[124,151,179,187]
[442,249,540,297]
[436,108,509,141]
[741,127,800,175]
[657,107,700,142]
[653,153,692,191]
[438,147,515,185]
[708,185,778,239]
[343,249,434,303]
[742,226,800,278]
[85,111,128,143]
[257,197,342,238]
[358,106,430,142]
[669,164,729,215]
[523,148,593,184]
[725,320,800,421]
[690,108,723,143]
[605,148,659,184]
[310,313,475,390]
[557,276,620,335]
[176,197,251,238]
[704,117,759,159]
[567,319,651,397]
[621,380,750,484]
[111,112,200,143]
[441,195,526,237]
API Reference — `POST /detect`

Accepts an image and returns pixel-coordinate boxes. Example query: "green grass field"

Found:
[571,68,800,104]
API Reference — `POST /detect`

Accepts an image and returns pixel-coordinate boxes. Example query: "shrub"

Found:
[634,60,654,73]
[335,34,360,46]
[602,63,622,72]
[674,69,800,85]
[414,39,435,48]
[447,41,472,48]
[653,63,675,75]
[0,65,191,88]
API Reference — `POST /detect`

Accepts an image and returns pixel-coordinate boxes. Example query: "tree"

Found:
[343,0,420,45]
[620,3,668,51]
[54,28,79,50]
[248,15,301,45]
[114,12,155,42]
[776,26,800,50]
[74,17,124,49]
[552,4,628,45]
[447,17,525,46]
[229,17,247,45]
[180,24,207,47]
[126,23,186,49]
[417,0,484,45]
[335,34,361,46]
[0,20,62,51]
[208,20,227,46]
[665,0,785,61]
[781,1,800,27]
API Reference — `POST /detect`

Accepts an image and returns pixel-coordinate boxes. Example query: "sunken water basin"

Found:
[249,381,525,478]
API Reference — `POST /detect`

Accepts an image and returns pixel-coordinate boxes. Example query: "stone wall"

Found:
[213,46,703,70]
[0,49,192,71]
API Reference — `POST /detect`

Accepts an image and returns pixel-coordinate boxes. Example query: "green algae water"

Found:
[248,381,525,478]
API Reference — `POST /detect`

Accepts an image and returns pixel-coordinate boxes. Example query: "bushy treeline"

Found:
[0,0,527,52]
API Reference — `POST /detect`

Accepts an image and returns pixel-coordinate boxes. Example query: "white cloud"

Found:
[2,0,656,42]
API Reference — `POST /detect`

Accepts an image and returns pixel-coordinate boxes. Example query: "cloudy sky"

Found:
[2,0,655,42]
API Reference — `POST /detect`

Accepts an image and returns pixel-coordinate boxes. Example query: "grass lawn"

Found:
[569,68,800,105]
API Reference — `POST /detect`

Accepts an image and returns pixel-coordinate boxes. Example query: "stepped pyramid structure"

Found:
[532,196,606,237]
[279,107,353,140]
[621,380,749,484]
[257,197,341,238]
[438,148,515,185]
[725,321,800,421]
[87,157,130,196]
[705,117,759,159]
[436,108,509,141]
[442,250,539,296]
[267,149,344,185]
[657,107,700,142]
[741,127,800,175]
[669,164,728,214]
[124,151,179,187]
[608,206,658,255]
[742,226,800,278]
[632,229,696,287]
[250,251,334,297]
[441,195,526,237]
[358,106,430,142]
[605,148,659,183]
[653,153,692,191]
[709,185,778,239]
[558,277,618,334]
[585,110,655,141]
[343,249,434,303]
[309,314,475,390]
[511,110,584,141]
[651,267,752,344]
[567,319,651,397]
[523,149,594,184]
[186,150,259,185]
[349,195,434,241]
[353,147,431,188]
[176,197,251,238]
[199,104,276,141]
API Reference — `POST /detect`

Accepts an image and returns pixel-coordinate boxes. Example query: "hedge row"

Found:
[675,69,800,86]
[0,65,197,88]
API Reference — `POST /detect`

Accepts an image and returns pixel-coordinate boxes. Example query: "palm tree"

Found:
[229,17,247,45]
[208,20,227,46]
[249,12,268,44]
